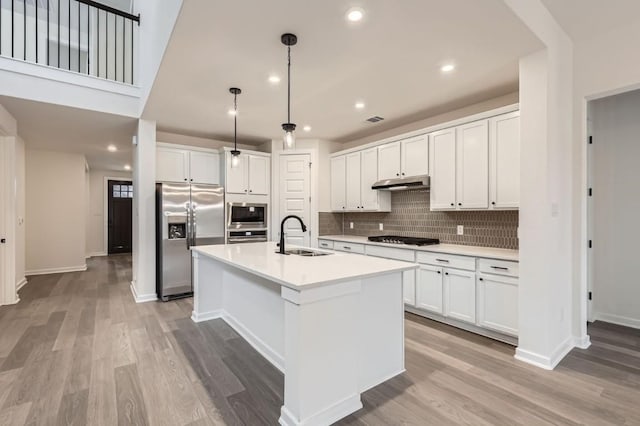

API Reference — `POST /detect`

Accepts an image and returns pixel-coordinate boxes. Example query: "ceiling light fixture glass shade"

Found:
[229,87,242,168]
[281,33,298,150]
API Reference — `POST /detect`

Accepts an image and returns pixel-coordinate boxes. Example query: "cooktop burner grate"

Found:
[367,235,440,246]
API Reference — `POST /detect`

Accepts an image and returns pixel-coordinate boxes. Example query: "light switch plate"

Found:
[379,223,384,231]
[350,222,354,229]
[457,225,464,235]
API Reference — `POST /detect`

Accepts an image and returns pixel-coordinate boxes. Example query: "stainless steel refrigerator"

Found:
[155,182,224,301]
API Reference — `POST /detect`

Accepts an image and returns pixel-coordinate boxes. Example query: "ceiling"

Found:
[0,96,137,171]
[143,0,542,145]
[541,0,640,41]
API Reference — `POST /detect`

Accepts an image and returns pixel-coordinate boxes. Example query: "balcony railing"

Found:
[0,0,139,84]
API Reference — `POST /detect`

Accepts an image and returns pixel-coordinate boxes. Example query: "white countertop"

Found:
[319,235,519,262]
[191,242,417,290]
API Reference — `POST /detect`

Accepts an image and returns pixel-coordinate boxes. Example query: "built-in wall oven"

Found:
[226,202,268,244]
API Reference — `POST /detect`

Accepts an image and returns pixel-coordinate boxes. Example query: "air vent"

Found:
[366,116,384,123]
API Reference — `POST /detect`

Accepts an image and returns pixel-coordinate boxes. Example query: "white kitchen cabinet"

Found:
[360,147,380,210]
[248,155,269,195]
[401,135,429,177]
[157,147,189,183]
[429,128,457,210]
[403,270,416,306]
[489,111,520,209]
[477,273,518,336]
[346,152,362,210]
[226,152,270,196]
[157,147,220,184]
[416,264,444,314]
[377,142,401,180]
[444,268,476,324]
[330,156,346,211]
[456,120,489,209]
[189,151,220,185]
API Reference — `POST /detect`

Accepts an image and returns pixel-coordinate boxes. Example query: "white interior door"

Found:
[279,154,311,247]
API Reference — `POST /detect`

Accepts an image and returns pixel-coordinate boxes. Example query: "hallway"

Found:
[0,256,638,425]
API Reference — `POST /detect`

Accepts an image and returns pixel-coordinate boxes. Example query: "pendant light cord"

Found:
[287,45,291,123]
[234,93,238,149]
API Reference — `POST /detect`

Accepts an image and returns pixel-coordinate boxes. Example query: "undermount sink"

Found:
[282,248,333,257]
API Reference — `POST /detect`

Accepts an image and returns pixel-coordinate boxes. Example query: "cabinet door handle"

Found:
[249,189,253,193]
[343,246,351,250]
[435,258,449,263]
[402,172,405,176]
[184,178,188,181]
[479,277,484,281]
[458,203,462,206]
[491,201,496,205]
[490,266,509,271]
[445,272,449,276]
[436,270,441,274]
[396,173,400,176]
[450,203,454,207]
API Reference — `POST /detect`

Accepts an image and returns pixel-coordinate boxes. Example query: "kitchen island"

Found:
[191,242,417,426]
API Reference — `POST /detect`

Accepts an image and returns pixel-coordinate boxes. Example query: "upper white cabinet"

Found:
[345,152,362,210]
[330,156,346,211]
[378,135,428,180]
[157,146,220,185]
[401,135,429,177]
[456,120,489,209]
[226,151,270,196]
[429,112,518,211]
[377,142,401,180]
[331,150,390,212]
[429,128,457,209]
[489,111,520,209]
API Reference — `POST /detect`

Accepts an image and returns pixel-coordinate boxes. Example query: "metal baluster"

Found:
[57,0,59,67]
[121,15,124,83]
[77,1,80,72]
[130,18,133,84]
[22,0,25,60]
[35,0,38,63]
[12,0,14,58]
[105,11,107,79]
[86,3,89,74]
[67,0,70,70]
[47,0,49,65]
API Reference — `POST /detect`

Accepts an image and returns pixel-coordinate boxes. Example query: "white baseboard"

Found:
[593,312,640,329]
[87,251,107,258]
[573,334,591,349]
[129,282,157,303]
[15,277,27,291]
[279,394,362,426]
[515,336,575,370]
[25,264,87,276]
[191,309,223,323]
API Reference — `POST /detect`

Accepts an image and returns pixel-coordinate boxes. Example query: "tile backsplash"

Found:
[319,190,518,249]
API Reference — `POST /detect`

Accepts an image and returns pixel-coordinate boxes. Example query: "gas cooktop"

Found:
[367,235,440,246]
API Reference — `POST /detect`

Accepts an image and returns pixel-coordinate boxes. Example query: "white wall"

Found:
[590,90,640,328]
[340,92,518,150]
[572,16,640,338]
[156,130,257,151]
[25,149,87,274]
[87,169,132,256]
[15,137,26,287]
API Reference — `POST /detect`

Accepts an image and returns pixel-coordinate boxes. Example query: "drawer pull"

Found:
[490,266,509,271]
[342,246,351,250]
[435,258,450,263]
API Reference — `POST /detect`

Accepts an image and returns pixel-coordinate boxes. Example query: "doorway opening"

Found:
[107,179,133,254]
[587,88,640,330]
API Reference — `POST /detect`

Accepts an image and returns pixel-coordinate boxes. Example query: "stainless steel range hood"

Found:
[371,175,430,191]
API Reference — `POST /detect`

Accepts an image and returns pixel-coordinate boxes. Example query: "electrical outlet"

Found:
[350,222,354,229]
[457,225,464,235]
[379,223,384,231]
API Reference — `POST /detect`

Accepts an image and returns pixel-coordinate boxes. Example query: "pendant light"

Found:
[229,87,241,168]
[281,33,298,150]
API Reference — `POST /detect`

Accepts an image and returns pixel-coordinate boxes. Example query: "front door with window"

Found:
[108,180,133,254]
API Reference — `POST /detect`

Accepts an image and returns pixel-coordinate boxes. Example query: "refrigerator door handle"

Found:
[191,203,197,246]
[186,203,191,250]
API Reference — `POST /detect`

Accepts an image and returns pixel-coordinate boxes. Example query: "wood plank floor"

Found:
[0,255,639,425]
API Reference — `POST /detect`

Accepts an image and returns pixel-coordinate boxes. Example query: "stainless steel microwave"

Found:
[226,202,268,230]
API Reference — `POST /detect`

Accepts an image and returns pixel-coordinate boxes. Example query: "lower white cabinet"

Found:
[403,270,416,306]
[477,273,518,336]
[416,264,443,314]
[443,268,476,324]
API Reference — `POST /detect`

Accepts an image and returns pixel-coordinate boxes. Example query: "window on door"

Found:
[108,180,133,254]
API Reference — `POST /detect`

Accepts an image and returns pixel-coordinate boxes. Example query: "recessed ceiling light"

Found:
[124,164,131,171]
[441,64,455,73]
[346,8,364,22]
[268,75,281,84]
[355,101,365,109]
[228,109,237,116]
[107,144,117,152]
[303,125,311,132]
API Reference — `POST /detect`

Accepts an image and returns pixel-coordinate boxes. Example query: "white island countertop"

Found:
[319,235,519,262]
[191,241,417,290]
